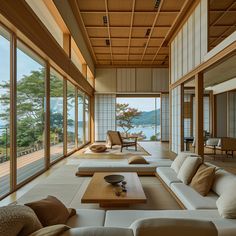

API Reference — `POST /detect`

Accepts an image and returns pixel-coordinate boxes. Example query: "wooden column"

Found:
[10,33,17,190]
[82,64,87,79]
[90,95,95,143]
[180,84,184,151]
[45,62,50,169]
[209,90,214,137]
[195,73,204,157]
[63,33,71,58]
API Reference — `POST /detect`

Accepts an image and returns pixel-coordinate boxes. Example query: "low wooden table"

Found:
[81,172,147,207]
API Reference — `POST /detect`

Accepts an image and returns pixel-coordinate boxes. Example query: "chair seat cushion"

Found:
[156,167,181,187]
[89,145,107,153]
[170,183,218,210]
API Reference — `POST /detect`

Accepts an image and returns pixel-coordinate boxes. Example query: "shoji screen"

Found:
[184,94,191,138]
[95,94,116,141]
[170,0,208,84]
[161,94,169,141]
[228,91,236,138]
[171,87,181,153]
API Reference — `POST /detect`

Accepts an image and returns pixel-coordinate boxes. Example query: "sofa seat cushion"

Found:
[170,183,218,210]
[77,159,172,175]
[131,218,217,236]
[105,209,236,236]
[61,227,133,236]
[66,209,105,228]
[156,167,181,187]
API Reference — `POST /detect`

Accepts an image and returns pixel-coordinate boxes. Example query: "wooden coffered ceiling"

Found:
[68,0,193,67]
[209,0,236,50]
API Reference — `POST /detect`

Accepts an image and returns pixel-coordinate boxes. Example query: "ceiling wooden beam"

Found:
[152,0,191,63]
[80,10,180,13]
[127,0,135,61]
[72,0,98,64]
[104,0,113,64]
[140,0,164,63]
[85,25,172,28]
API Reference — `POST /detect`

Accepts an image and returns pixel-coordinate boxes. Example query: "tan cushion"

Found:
[171,152,197,173]
[25,196,76,227]
[177,156,202,184]
[130,218,217,236]
[190,164,216,196]
[128,156,148,164]
[90,145,107,153]
[216,183,236,219]
[29,225,70,236]
[0,205,42,236]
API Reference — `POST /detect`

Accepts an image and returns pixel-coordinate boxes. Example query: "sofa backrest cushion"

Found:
[130,218,217,236]
[177,156,202,184]
[60,227,133,236]
[212,170,236,196]
[216,182,236,219]
[171,152,198,174]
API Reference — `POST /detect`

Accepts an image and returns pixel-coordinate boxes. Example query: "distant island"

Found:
[132,109,160,126]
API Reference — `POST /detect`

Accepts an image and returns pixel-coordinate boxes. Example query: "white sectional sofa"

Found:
[69,152,236,236]
[76,157,173,176]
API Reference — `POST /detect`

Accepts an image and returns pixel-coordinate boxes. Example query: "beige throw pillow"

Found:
[177,156,202,184]
[216,184,236,219]
[25,196,76,227]
[128,156,148,164]
[190,164,216,196]
[171,152,198,173]
[0,205,42,236]
[29,224,70,236]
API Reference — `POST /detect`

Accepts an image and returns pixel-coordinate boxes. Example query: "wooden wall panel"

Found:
[177,31,182,79]
[136,68,152,92]
[117,68,135,92]
[171,41,175,83]
[174,38,178,83]
[152,68,169,92]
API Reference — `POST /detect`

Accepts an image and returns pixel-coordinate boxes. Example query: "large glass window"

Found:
[50,69,64,162]
[78,91,84,146]
[85,95,90,143]
[0,26,11,196]
[116,97,161,141]
[67,81,76,153]
[16,41,46,184]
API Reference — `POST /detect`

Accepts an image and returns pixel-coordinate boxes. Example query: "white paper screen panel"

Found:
[228,91,236,138]
[170,0,208,83]
[152,68,169,92]
[95,94,116,141]
[171,86,181,153]
[161,93,169,141]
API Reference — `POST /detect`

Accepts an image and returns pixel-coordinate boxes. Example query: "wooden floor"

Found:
[0,141,235,206]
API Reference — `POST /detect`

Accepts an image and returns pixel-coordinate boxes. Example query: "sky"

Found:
[117,97,160,112]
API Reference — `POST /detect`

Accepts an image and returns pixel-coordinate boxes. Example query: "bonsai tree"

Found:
[116,103,141,137]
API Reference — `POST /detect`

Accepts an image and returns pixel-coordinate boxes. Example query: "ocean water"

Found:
[117,125,160,140]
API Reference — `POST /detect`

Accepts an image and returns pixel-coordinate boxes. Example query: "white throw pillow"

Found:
[171,152,198,174]
[216,183,236,219]
[177,156,202,184]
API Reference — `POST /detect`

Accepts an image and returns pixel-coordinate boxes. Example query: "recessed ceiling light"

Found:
[103,16,108,25]
[145,28,151,37]
[154,0,161,9]
[106,39,110,46]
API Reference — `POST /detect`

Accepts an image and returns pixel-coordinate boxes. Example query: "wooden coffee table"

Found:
[81,172,147,207]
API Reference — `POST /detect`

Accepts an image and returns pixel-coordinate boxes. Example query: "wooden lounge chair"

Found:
[107,130,137,152]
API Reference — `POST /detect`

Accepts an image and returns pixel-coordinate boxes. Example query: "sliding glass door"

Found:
[16,41,46,184]
[0,26,11,196]
[50,69,64,162]
[67,81,76,153]
[78,91,84,146]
